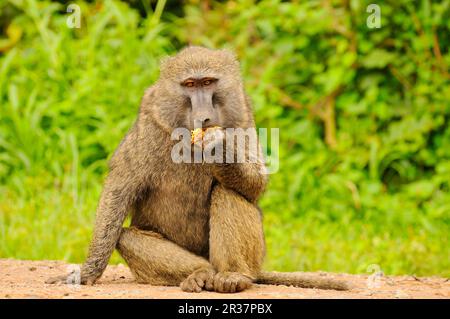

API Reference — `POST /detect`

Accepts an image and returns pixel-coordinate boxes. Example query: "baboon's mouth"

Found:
[191,126,222,144]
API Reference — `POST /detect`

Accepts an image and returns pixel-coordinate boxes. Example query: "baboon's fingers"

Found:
[213,272,252,293]
[45,274,69,284]
[81,276,96,285]
[45,273,96,285]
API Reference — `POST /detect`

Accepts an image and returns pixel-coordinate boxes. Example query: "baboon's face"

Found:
[155,47,247,132]
[179,76,221,130]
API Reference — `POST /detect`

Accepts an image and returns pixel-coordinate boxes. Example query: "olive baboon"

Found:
[47,47,349,292]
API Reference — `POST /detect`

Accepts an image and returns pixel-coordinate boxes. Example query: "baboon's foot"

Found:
[213,272,253,293]
[180,267,216,293]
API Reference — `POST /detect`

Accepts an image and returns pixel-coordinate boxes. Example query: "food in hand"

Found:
[191,126,221,144]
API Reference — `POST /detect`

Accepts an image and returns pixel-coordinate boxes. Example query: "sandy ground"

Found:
[0,259,448,299]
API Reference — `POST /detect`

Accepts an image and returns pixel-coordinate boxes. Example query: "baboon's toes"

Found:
[204,275,214,291]
[213,272,252,293]
[180,267,215,293]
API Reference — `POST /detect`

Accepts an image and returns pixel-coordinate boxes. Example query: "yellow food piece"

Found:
[191,128,204,144]
[191,126,221,144]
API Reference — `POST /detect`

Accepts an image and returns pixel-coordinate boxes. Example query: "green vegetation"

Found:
[0,0,449,277]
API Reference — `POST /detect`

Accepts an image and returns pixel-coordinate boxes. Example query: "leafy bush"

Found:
[0,0,172,262]
[0,0,448,276]
[176,0,450,275]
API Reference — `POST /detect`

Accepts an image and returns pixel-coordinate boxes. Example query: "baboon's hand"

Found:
[180,267,216,293]
[200,127,225,152]
[45,274,66,284]
[45,272,96,285]
[212,272,253,293]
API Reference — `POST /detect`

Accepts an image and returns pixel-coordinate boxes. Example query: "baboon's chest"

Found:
[133,163,214,255]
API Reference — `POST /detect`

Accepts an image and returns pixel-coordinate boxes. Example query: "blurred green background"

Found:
[0,0,449,277]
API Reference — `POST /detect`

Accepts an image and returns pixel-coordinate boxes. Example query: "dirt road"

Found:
[0,259,448,299]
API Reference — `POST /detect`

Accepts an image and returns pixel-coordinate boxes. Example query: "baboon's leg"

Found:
[209,184,265,293]
[117,227,215,292]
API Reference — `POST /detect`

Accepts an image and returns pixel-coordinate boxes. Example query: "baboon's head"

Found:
[149,46,251,132]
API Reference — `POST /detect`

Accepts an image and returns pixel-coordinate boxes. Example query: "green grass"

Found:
[1,173,448,276]
[0,0,449,277]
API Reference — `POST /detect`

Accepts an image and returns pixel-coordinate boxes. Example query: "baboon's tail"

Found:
[256,271,350,291]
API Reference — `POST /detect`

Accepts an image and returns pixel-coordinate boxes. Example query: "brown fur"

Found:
[46,46,350,292]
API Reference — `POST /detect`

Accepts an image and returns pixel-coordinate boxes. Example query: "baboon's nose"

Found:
[194,117,212,129]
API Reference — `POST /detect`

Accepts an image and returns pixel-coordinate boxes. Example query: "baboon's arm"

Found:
[212,161,267,203]
[211,93,267,203]
[80,128,149,284]
[80,173,140,284]
[45,127,150,285]
[211,128,267,203]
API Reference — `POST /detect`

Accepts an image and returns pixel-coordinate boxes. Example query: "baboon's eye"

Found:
[184,80,195,87]
[202,78,218,86]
